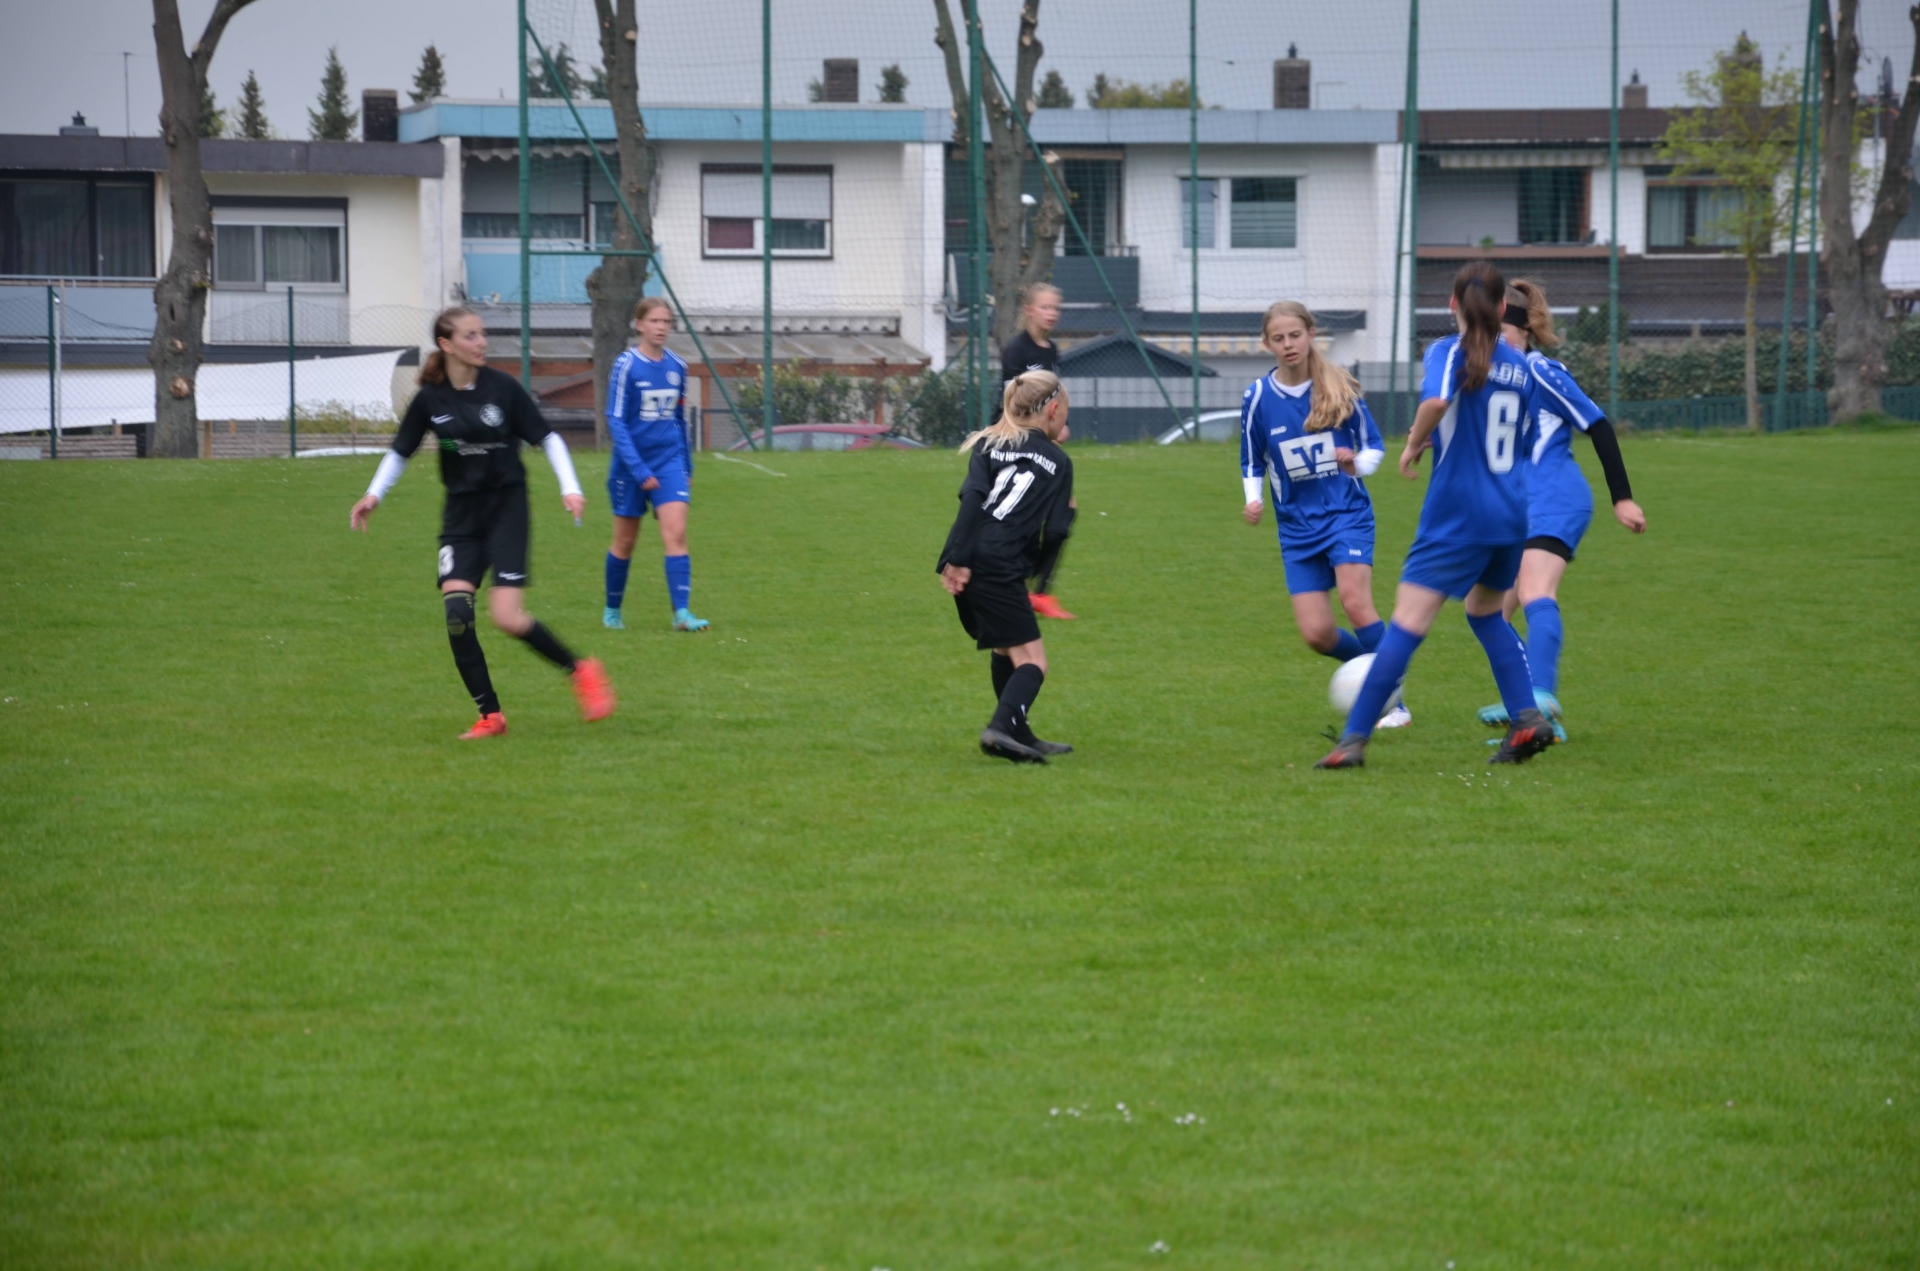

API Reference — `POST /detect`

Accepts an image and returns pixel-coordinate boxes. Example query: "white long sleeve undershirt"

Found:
[364,450,407,501]
[1243,475,1265,504]
[1351,447,1384,478]
[541,431,583,498]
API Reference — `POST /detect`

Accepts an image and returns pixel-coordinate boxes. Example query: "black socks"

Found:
[444,592,500,716]
[991,653,1015,699]
[516,620,578,673]
[989,663,1045,738]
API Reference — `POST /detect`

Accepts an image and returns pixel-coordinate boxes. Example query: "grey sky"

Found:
[6,0,1911,139]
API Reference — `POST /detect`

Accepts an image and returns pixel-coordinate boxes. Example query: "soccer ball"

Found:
[1329,653,1401,715]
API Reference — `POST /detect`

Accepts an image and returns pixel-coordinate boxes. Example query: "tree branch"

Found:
[931,0,970,145]
[190,0,258,82]
[1859,2,1920,254]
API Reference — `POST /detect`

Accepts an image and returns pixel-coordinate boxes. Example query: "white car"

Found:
[1156,410,1242,445]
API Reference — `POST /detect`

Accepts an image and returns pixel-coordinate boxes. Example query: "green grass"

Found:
[1,432,1916,1268]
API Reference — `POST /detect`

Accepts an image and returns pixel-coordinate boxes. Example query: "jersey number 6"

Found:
[1486,391,1520,474]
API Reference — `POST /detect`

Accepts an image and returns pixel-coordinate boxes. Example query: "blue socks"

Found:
[1467,610,1537,723]
[1355,621,1385,653]
[604,552,631,611]
[1325,629,1365,662]
[1344,621,1423,739]
[1522,598,1563,695]
[664,554,692,612]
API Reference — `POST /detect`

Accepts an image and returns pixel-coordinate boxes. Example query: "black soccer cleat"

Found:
[1488,709,1558,765]
[980,728,1049,764]
[1021,734,1074,756]
[1313,735,1368,769]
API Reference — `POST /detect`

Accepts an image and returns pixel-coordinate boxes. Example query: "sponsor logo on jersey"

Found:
[480,404,505,428]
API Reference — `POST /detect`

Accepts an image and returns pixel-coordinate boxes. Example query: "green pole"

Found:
[1607,0,1620,420]
[1805,0,1820,400]
[1406,0,1420,419]
[517,0,532,394]
[1188,0,1199,440]
[288,286,297,456]
[1775,18,1816,430]
[966,0,989,430]
[1388,6,1416,434]
[761,0,774,449]
[46,284,57,459]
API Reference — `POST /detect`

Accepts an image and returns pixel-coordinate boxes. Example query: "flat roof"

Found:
[0,135,444,177]
[1031,108,1400,146]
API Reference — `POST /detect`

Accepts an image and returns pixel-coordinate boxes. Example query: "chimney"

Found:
[1273,45,1310,110]
[822,59,858,104]
[1621,70,1647,110]
[362,89,399,142]
[59,112,99,137]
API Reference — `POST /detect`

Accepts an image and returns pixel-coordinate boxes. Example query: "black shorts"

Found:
[438,485,531,588]
[954,572,1040,650]
[1525,535,1575,562]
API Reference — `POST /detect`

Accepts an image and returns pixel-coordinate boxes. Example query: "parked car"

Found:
[728,424,929,452]
[1156,410,1242,445]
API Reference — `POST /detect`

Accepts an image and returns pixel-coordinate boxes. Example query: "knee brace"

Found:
[444,591,477,638]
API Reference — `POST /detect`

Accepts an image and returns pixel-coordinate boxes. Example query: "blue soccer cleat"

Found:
[603,606,625,630]
[1479,689,1563,729]
[672,607,710,632]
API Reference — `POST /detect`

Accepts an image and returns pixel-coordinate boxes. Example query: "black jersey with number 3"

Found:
[938,432,1075,582]
[392,366,554,495]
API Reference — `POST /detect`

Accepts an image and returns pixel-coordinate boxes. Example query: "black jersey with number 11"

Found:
[938,432,1075,583]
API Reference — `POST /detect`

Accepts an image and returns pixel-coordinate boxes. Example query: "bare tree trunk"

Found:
[1743,256,1761,430]
[584,0,652,453]
[933,0,1066,351]
[1820,0,1920,422]
[147,0,256,458]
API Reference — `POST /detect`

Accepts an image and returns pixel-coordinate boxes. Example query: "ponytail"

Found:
[1261,299,1361,433]
[417,304,478,386]
[1505,278,1560,350]
[1453,260,1506,392]
[960,370,1066,452]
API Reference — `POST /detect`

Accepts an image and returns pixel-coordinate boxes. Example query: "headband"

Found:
[1503,303,1531,328]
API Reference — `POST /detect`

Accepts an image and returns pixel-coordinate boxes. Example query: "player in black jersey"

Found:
[996,283,1077,621]
[938,370,1077,764]
[350,306,615,739]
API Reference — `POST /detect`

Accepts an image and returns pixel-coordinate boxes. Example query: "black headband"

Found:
[1503,302,1531,328]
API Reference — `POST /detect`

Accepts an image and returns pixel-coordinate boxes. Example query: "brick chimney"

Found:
[822,59,858,104]
[1273,44,1309,109]
[1622,70,1647,110]
[362,89,399,142]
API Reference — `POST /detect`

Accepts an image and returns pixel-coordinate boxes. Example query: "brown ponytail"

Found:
[417,305,478,386]
[1454,260,1506,392]
[1505,279,1560,350]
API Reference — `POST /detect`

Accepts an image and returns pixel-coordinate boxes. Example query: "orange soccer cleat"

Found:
[459,712,508,741]
[1029,592,1076,621]
[570,657,616,722]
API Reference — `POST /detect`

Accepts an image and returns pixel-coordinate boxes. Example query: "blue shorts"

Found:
[1527,461,1594,559]
[1401,537,1524,599]
[608,456,690,518]
[1278,522,1375,596]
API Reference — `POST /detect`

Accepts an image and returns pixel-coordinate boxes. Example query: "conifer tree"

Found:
[198,82,226,136]
[877,64,908,103]
[308,46,358,140]
[409,44,446,104]
[236,70,271,139]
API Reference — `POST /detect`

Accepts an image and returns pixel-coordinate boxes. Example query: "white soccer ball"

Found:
[1329,652,1401,715]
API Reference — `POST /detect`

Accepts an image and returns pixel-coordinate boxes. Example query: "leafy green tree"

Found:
[1036,68,1073,108]
[409,45,446,104]
[1087,74,1196,108]
[806,77,826,102]
[877,64,908,103]
[308,46,358,140]
[198,82,226,137]
[1657,33,1803,429]
[235,70,271,138]
[528,42,583,99]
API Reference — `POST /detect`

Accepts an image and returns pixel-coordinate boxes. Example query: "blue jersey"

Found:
[606,347,692,482]
[1239,373,1383,549]
[1416,335,1536,545]
[1525,351,1603,491]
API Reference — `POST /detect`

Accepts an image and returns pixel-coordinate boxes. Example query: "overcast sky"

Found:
[6,0,1911,138]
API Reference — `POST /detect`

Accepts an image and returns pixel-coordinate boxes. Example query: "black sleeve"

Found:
[938,448,993,572]
[1000,334,1028,383]
[506,373,553,446]
[1585,418,1634,504]
[391,387,432,458]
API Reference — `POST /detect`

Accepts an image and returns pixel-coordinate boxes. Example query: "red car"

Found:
[728,424,928,452]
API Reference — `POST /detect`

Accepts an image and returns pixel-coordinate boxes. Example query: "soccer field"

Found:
[2,429,1916,1267]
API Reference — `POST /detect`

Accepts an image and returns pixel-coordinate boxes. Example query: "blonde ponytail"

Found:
[1260,300,1361,433]
[959,370,1067,452]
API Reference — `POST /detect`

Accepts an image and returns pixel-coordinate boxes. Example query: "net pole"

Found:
[1775,22,1816,430]
[966,0,988,430]
[46,285,58,459]
[517,0,532,394]
[1406,0,1420,420]
[761,0,774,450]
[288,286,297,456]
[1607,0,1620,420]
[1804,0,1820,398]
[1387,6,1414,435]
[1188,0,1199,440]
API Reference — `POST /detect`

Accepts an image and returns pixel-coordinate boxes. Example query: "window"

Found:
[211,202,345,289]
[702,166,832,257]
[1647,178,1745,251]
[460,212,586,239]
[1517,168,1587,245]
[0,175,154,277]
[1183,176,1297,250]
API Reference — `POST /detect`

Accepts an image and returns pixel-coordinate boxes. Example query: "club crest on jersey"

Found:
[480,403,505,428]
[667,371,681,386]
